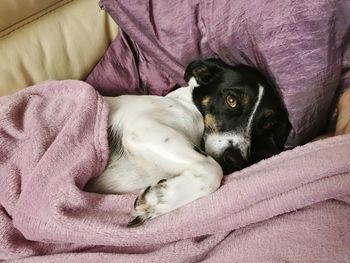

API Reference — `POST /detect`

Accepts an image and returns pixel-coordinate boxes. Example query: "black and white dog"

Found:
[85,59,291,226]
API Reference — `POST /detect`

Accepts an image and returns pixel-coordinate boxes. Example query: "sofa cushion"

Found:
[0,0,118,96]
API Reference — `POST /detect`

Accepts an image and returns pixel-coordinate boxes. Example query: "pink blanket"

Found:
[1,80,349,262]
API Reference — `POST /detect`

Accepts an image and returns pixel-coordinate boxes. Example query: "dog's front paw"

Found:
[127,179,168,227]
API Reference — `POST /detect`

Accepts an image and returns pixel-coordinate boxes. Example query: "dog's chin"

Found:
[221,164,245,175]
[207,148,249,175]
[218,157,249,175]
[203,135,250,175]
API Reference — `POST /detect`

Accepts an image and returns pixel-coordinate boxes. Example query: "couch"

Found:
[1,1,349,262]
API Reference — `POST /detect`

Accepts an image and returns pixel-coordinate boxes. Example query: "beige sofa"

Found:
[0,0,118,96]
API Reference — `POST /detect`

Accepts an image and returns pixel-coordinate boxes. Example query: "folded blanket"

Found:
[0,80,349,262]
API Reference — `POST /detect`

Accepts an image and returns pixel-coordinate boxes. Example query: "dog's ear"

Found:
[252,108,291,160]
[184,59,224,85]
[271,116,291,150]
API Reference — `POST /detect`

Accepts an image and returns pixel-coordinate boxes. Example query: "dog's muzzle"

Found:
[220,146,248,174]
[204,132,251,175]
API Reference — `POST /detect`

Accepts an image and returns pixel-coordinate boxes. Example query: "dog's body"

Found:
[92,85,208,193]
[86,79,223,226]
[86,59,291,226]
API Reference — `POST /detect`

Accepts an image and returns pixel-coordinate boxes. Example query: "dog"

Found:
[187,59,291,173]
[85,58,291,226]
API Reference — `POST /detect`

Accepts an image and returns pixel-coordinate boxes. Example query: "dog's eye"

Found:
[226,96,237,108]
[262,122,274,130]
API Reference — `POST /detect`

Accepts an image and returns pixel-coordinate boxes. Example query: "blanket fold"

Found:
[0,80,349,262]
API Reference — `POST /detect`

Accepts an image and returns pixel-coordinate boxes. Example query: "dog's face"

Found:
[185,59,291,174]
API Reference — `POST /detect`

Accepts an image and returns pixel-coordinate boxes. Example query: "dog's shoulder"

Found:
[165,86,192,102]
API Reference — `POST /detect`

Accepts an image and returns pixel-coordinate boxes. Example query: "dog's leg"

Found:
[128,155,222,226]
[123,121,223,226]
[85,154,152,194]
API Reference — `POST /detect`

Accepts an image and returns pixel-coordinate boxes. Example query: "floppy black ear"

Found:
[184,59,225,85]
[272,116,292,150]
[251,109,291,162]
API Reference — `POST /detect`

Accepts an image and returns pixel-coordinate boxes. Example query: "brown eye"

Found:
[226,96,237,108]
[262,122,273,129]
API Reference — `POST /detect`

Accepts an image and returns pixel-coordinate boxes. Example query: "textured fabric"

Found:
[0,0,118,96]
[87,0,350,146]
[0,80,349,261]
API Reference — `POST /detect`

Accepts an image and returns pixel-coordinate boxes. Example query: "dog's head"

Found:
[185,58,291,174]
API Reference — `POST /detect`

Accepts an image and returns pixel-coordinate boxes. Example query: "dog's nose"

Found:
[220,147,248,175]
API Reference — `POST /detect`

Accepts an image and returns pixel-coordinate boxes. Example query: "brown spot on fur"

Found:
[135,189,151,212]
[204,114,218,132]
[202,96,211,106]
[138,203,151,211]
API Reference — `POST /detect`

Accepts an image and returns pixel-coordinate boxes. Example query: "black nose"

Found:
[219,147,248,175]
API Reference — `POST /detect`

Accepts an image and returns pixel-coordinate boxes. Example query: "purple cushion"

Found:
[86,0,350,146]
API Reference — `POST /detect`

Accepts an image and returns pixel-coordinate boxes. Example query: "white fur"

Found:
[86,82,223,222]
[247,84,265,135]
[205,132,249,159]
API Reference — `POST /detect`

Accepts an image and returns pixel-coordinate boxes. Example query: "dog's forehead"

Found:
[222,69,242,82]
[221,70,259,90]
[219,79,260,97]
